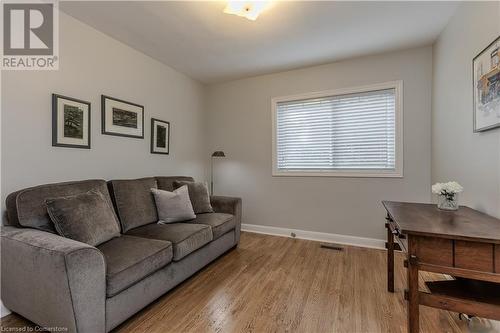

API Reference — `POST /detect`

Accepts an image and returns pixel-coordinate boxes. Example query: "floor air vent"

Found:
[320,243,344,251]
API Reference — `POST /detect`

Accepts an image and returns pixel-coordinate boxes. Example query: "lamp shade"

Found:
[211,151,226,157]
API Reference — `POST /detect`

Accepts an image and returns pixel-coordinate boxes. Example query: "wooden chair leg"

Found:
[407,253,419,333]
[387,225,395,293]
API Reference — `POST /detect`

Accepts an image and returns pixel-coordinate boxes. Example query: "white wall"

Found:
[207,47,433,241]
[1,12,208,212]
[1,11,209,318]
[432,2,500,218]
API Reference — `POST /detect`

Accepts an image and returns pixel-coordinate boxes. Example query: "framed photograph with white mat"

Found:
[473,35,500,132]
[52,94,91,149]
[101,95,144,138]
[151,118,170,155]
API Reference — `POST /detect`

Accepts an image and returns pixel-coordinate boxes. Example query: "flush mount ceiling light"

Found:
[224,1,272,21]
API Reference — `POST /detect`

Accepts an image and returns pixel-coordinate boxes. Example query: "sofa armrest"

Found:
[210,196,242,244]
[1,226,106,333]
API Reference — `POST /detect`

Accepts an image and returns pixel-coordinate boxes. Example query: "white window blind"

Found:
[275,87,398,175]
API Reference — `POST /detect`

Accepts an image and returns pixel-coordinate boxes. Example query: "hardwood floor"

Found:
[2,232,499,332]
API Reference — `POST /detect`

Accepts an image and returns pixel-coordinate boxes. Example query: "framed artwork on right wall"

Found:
[473,35,500,132]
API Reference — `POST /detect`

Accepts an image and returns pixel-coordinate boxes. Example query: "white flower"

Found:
[445,181,463,193]
[432,181,463,195]
[432,183,443,194]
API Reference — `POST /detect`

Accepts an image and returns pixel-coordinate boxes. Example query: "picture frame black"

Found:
[472,35,500,133]
[150,118,170,155]
[101,95,145,138]
[52,94,91,149]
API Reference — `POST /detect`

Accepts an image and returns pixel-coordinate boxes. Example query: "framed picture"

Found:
[151,118,170,154]
[473,35,500,132]
[52,94,91,149]
[101,95,144,138]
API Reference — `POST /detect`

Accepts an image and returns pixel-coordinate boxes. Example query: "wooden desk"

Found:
[382,201,500,333]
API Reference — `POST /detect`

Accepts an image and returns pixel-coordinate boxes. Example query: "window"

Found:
[272,81,403,177]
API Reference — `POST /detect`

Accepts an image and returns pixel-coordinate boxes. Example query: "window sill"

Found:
[272,170,403,178]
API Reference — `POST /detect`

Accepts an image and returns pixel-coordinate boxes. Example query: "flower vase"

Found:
[437,194,459,211]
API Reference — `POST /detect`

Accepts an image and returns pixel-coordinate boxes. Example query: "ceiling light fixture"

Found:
[224,1,272,21]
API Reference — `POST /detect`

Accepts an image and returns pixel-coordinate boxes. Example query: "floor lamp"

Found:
[210,151,226,195]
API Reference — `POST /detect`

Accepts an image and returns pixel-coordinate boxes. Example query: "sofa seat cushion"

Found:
[126,223,213,261]
[97,235,173,297]
[192,213,236,240]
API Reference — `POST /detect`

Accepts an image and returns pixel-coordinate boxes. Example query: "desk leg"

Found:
[407,237,419,333]
[387,224,395,293]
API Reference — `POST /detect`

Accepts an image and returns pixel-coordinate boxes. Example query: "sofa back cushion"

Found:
[156,176,194,191]
[108,177,158,233]
[46,190,121,246]
[173,181,214,214]
[6,179,114,233]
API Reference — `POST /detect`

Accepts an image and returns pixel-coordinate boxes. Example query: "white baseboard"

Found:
[1,300,11,317]
[241,223,385,250]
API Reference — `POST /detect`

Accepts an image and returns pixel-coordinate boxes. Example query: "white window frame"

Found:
[271,80,404,178]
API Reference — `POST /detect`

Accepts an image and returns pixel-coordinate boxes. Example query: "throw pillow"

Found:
[46,190,121,246]
[151,186,196,223]
[172,181,214,214]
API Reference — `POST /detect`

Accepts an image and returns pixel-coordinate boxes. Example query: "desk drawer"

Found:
[416,236,454,266]
[496,245,500,273]
[455,241,494,272]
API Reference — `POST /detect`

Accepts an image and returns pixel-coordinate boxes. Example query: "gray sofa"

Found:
[1,176,241,333]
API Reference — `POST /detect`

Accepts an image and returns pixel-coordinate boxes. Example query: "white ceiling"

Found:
[61,1,458,84]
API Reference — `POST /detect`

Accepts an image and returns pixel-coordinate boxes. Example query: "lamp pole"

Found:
[210,156,214,195]
[210,151,225,195]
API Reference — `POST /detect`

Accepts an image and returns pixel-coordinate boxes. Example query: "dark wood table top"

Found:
[382,201,500,243]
